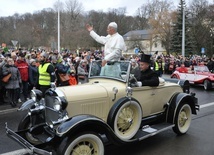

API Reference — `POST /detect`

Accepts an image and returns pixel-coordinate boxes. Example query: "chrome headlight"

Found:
[53,97,62,111]
[30,90,37,101]
[30,89,43,101]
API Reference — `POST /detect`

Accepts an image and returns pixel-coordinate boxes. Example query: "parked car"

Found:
[171,65,214,90]
[6,60,199,155]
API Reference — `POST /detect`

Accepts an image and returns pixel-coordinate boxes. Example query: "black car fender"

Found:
[166,92,198,124]
[56,114,126,145]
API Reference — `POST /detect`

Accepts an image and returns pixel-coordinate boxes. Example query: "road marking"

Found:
[1,149,29,155]
[200,102,214,109]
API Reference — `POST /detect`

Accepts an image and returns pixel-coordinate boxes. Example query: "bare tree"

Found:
[189,0,214,56]
[61,0,84,49]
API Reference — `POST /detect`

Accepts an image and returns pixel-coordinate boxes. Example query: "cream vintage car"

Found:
[6,60,199,155]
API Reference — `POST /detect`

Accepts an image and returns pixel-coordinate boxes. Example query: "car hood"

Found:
[56,83,108,101]
[56,79,125,100]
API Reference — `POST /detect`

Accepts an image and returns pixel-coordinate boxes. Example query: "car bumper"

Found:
[5,123,52,155]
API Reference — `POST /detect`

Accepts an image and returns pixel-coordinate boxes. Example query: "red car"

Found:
[171,65,214,90]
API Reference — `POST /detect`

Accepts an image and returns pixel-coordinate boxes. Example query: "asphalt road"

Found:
[0,86,213,155]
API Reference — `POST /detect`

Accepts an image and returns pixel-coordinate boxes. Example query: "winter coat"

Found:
[55,63,70,86]
[77,62,88,84]
[2,64,21,89]
[15,60,29,81]
[28,64,39,87]
[140,68,159,87]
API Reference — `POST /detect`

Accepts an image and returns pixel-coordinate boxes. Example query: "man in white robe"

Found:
[86,22,126,78]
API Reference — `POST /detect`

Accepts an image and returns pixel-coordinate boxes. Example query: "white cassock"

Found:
[90,30,126,78]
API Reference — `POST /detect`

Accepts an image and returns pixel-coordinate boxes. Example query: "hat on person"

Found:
[19,52,25,57]
[140,54,151,64]
[108,22,117,29]
[30,59,36,64]
[40,52,48,59]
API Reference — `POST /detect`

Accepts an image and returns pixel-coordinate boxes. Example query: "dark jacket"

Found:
[140,68,159,86]
[28,64,39,87]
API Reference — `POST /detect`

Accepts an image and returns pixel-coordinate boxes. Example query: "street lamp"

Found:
[58,0,61,53]
[182,1,186,57]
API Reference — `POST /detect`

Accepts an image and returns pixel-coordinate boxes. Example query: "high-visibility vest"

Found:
[155,62,159,71]
[39,63,51,86]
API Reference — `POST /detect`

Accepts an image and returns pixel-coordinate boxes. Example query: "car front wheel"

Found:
[108,100,142,140]
[173,103,192,135]
[57,132,104,155]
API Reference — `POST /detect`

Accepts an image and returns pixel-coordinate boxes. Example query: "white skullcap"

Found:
[108,22,117,29]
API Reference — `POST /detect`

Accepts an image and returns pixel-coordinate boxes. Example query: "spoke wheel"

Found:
[173,103,192,135]
[58,132,104,155]
[108,100,142,140]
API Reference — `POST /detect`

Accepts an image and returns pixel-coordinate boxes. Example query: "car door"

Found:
[132,86,155,117]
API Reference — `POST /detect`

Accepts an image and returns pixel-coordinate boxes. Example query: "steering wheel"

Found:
[129,74,138,86]
[119,71,127,80]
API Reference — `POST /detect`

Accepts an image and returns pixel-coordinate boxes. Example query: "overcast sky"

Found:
[0,0,213,17]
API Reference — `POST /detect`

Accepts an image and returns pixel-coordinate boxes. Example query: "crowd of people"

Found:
[0,47,213,107]
[0,48,104,107]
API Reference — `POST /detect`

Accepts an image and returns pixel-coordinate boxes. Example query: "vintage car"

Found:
[6,60,199,155]
[171,65,214,90]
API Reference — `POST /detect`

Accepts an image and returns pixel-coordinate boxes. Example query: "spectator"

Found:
[154,57,164,77]
[15,52,29,101]
[68,70,77,86]
[130,59,141,80]
[2,58,22,107]
[28,59,39,90]
[55,57,70,86]
[77,60,88,84]
[0,55,6,104]
[38,52,56,96]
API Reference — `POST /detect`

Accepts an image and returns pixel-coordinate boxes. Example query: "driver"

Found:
[139,54,159,86]
[86,22,126,78]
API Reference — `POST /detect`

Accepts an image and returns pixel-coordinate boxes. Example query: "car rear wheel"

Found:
[204,79,212,90]
[108,100,142,140]
[57,132,104,155]
[173,103,192,135]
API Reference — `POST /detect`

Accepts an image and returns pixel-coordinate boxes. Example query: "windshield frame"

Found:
[194,66,210,72]
[88,60,131,82]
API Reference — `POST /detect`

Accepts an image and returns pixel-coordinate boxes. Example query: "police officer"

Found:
[38,52,56,96]
[139,54,159,86]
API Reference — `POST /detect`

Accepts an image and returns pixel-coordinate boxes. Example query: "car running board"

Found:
[133,122,175,141]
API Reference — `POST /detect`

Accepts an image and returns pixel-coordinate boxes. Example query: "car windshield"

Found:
[194,66,210,72]
[89,60,130,81]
